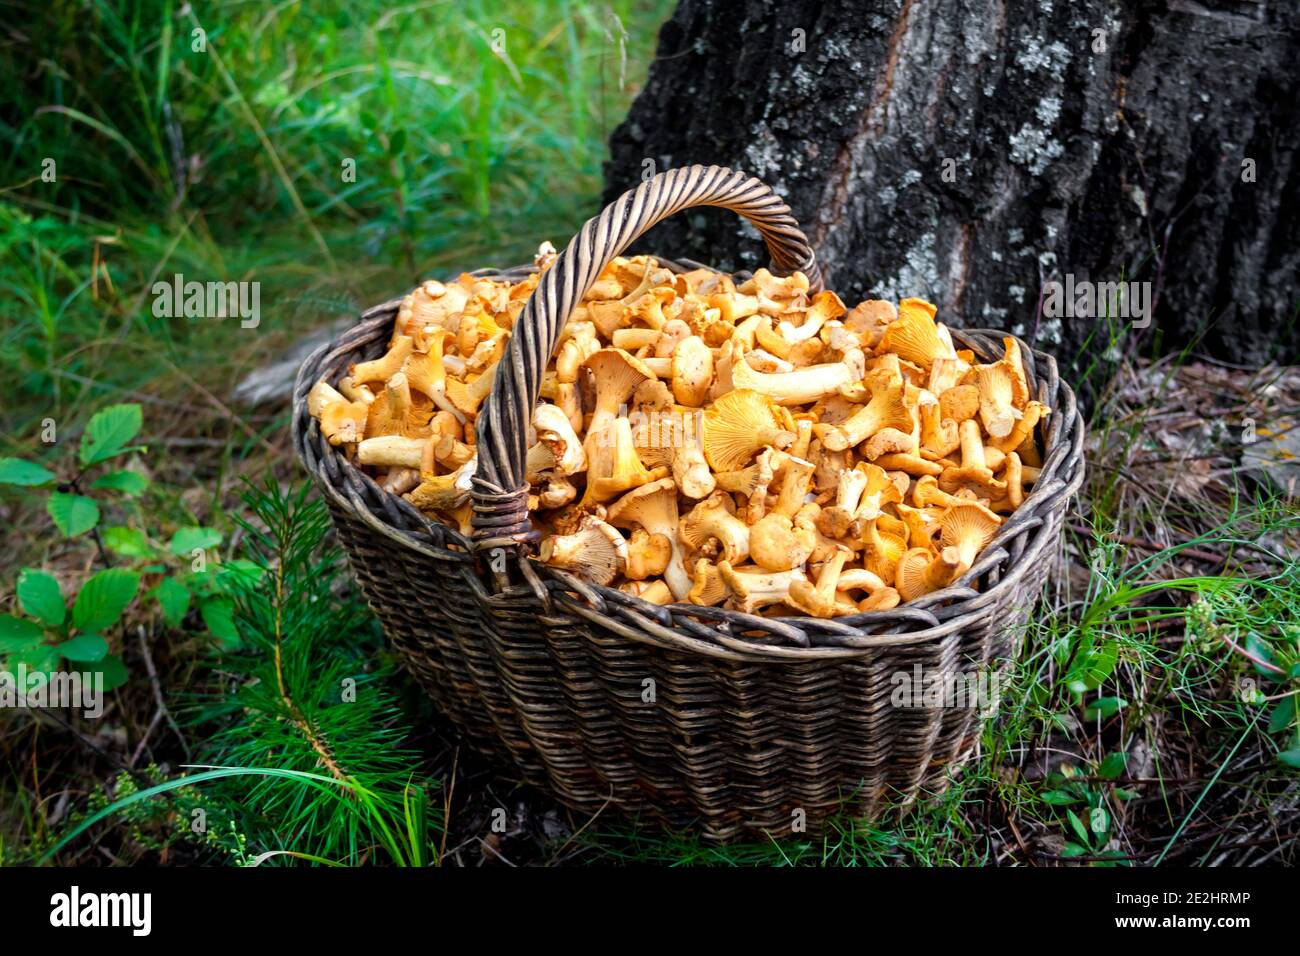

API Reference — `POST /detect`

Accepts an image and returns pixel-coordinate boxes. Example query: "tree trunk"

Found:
[604,0,1300,369]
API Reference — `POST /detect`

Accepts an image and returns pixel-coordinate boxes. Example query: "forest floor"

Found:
[2,0,1297,866]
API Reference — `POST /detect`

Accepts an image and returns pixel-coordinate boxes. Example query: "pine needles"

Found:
[47,481,439,865]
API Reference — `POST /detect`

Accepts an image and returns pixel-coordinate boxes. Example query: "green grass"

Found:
[1,0,668,436]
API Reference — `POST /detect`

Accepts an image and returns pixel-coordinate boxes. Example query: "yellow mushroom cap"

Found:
[748,513,815,571]
[939,384,980,423]
[938,502,1003,570]
[876,298,952,369]
[582,348,657,433]
[973,362,1020,439]
[702,389,795,472]
[687,558,729,606]
[538,516,628,586]
[895,547,959,601]
[625,528,672,580]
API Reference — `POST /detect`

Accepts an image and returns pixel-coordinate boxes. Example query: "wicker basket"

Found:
[292,165,1085,842]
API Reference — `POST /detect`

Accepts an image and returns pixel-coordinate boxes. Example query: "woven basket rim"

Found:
[292,258,1085,661]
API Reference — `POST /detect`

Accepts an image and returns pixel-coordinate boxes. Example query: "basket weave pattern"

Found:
[293,166,1084,841]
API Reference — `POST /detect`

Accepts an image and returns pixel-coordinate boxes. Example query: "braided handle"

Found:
[470,164,821,550]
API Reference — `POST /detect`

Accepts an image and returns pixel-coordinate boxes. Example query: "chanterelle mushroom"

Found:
[748,513,815,572]
[670,444,716,499]
[310,381,368,446]
[713,446,776,523]
[404,457,476,514]
[679,491,750,564]
[972,361,1022,439]
[687,559,729,606]
[818,464,869,538]
[670,335,714,406]
[918,390,960,459]
[989,452,1031,513]
[788,544,852,618]
[529,402,586,478]
[583,348,656,436]
[358,435,427,469]
[607,478,690,600]
[364,372,430,441]
[730,349,856,405]
[896,547,962,601]
[621,579,674,605]
[351,335,414,386]
[539,516,628,586]
[940,419,1007,499]
[702,389,795,472]
[990,400,1048,455]
[852,463,904,526]
[936,502,1002,574]
[876,298,955,370]
[445,337,506,416]
[626,528,672,580]
[860,517,908,583]
[821,381,913,452]
[717,562,809,614]
[581,417,668,505]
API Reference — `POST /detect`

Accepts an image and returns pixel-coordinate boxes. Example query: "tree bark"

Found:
[604,0,1300,368]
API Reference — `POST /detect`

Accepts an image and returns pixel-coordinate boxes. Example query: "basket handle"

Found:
[469,164,821,552]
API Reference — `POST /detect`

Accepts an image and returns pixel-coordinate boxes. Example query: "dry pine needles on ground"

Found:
[308,244,1050,617]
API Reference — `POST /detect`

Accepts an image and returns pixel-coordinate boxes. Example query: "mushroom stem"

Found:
[730,351,855,405]
[358,435,427,469]
[351,336,414,385]
[717,562,809,613]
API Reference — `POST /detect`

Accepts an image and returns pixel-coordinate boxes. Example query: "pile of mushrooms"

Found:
[308,243,1050,618]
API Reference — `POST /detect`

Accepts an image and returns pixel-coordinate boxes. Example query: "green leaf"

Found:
[1084,696,1126,720]
[0,457,56,486]
[72,568,140,633]
[1041,789,1079,805]
[0,615,45,653]
[152,577,191,627]
[17,569,64,627]
[103,525,154,558]
[1097,752,1128,780]
[1290,662,1300,680]
[388,128,407,155]
[1245,631,1278,679]
[79,403,143,465]
[1061,842,1089,858]
[91,470,149,496]
[47,492,100,537]
[1279,749,1300,769]
[80,653,129,692]
[1267,695,1296,734]
[1066,809,1090,845]
[1066,640,1119,693]
[200,598,240,646]
[169,526,223,556]
[16,643,61,674]
[57,633,109,663]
